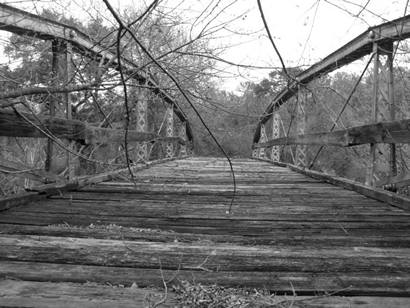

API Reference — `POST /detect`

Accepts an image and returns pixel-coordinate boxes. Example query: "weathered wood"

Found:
[254,118,410,148]
[3,217,408,239]
[7,157,186,210]
[0,83,97,102]
[288,164,410,211]
[378,171,410,188]
[1,223,409,247]
[26,182,79,195]
[1,157,186,212]
[74,156,188,188]
[10,198,410,222]
[1,261,410,296]
[1,157,409,300]
[0,157,63,184]
[0,279,175,308]
[281,296,410,308]
[3,212,410,236]
[1,234,410,273]
[0,192,46,212]
[256,158,410,211]
[0,110,184,145]
[1,279,410,308]
[52,189,396,201]
[80,181,359,196]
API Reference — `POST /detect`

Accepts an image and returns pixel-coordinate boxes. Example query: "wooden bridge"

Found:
[1,3,410,307]
[2,157,410,307]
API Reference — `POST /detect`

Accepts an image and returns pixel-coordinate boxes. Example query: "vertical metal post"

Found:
[46,40,74,178]
[136,91,148,161]
[366,42,379,186]
[65,42,74,179]
[271,112,280,162]
[45,40,59,172]
[366,42,395,186]
[258,124,267,159]
[386,44,397,177]
[165,106,174,158]
[252,147,258,158]
[296,86,307,167]
[179,122,187,156]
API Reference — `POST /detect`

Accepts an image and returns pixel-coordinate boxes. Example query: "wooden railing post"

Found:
[296,86,307,167]
[165,105,174,158]
[136,91,148,161]
[271,112,280,162]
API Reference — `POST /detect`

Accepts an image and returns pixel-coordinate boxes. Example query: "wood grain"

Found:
[0,157,409,305]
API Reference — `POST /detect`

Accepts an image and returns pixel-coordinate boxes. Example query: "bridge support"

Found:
[45,39,74,179]
[271,113,281,162]
[179,122,187,156]
[165,106,174,158]
[252,145,258,159]
[258,124,267,159]
[296,86,307,167]
[65,42,74,180]
[366,42,396,186]
[136,91,148,162]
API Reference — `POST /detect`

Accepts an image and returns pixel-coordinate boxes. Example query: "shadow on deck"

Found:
[1,157,410,307]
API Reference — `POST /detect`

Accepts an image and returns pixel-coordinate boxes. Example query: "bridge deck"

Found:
[1,157,410,307]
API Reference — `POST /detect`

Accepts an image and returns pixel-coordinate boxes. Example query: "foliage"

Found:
[173,280,342,308]
[174,280,272,308]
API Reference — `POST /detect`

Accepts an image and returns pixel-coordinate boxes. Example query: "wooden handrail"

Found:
[253,119,410,148]
[0,110,186,145]
[255,157,410,211]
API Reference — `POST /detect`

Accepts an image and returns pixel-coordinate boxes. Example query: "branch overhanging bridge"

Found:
[1,3,410,307]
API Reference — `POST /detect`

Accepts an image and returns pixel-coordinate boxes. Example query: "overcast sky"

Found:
[211,0,409,90]
[2,0,409,91]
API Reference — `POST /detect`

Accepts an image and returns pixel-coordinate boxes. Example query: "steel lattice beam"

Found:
[0,3,193,142]
[254,13,410,143]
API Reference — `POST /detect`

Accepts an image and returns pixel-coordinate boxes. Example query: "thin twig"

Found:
[102,0,237,214]
[151,258,168,308]
[309,53,374,168]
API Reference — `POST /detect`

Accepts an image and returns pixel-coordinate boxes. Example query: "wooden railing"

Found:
[0,3,193,189]
[252,13,410,191]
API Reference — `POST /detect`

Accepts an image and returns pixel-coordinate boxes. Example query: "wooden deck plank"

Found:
[0,157,409,304]
[0,279,174,308]
[1,261,409,296]
[2,212,410,234]
[10,202,405,218]
[1,234,409,273]
[1,279,410,307]
[1,223,409,247]
[7,202,410,222]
